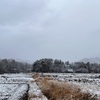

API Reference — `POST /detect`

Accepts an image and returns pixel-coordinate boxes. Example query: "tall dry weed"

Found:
[35,77,97,100]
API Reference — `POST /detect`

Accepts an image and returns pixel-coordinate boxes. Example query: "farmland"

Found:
[0,73,47,100]
[0,73,100,100]
[41,73,100,99]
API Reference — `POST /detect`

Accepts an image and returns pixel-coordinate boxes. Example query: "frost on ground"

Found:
[8,84,28,100]
[28,82,48,100]
[42,73,100,99]
[0,73,48,100]
[1,73,100,100]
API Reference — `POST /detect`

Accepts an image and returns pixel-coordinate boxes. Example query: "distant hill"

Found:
[80,57,100,64]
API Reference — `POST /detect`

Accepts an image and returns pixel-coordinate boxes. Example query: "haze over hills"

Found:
[80,57,100,64]
[0,58,34,64]
[1,57,100,64]
[14,58,34,64]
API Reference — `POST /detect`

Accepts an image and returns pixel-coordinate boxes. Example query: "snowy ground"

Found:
[42,73,100,99]
[0,73,48,100]
[1,73,100,100]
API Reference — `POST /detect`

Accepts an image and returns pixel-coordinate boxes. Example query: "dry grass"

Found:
[33,74,97,100]
[32,73,40,79]
[28,93,42,100]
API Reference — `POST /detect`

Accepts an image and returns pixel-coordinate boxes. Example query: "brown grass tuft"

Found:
[35,77,97,100]
[32,73,40,79]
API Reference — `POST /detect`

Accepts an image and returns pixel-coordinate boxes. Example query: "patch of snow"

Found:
[28,82,48,100]
[9,84,28,100]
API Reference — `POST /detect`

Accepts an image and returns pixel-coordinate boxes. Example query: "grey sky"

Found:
[0,0,100,62]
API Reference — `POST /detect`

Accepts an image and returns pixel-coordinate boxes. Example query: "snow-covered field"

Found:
[0,73,48,100]
[42,73,100,99]
[0,73,100,99]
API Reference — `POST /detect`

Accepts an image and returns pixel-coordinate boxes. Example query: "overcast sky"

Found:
[0,0,100,62]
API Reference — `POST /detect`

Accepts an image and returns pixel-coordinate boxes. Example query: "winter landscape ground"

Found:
[42,73,100,99]
[0,73,47,100]
[0,73,100,100]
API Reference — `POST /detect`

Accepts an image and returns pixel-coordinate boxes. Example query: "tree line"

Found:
[0,58,100,74]
[32,58,100,73]
[0,59,32,74]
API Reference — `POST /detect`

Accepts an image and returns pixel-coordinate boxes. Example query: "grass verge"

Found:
[33,74,97,100]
